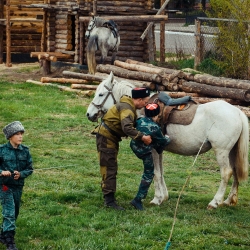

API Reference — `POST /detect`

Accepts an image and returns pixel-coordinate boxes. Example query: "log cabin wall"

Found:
[2,0,157,64]
[2,0,44,54]
[81,0,156,63]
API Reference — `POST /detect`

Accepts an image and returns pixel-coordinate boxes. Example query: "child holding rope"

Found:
[0,121,33,250]
[130,103,170,210]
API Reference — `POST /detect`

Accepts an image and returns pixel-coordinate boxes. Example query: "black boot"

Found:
[4,231,18,250]
[0,231,6,245]
[130,197,144,210]
[104,193,125,210]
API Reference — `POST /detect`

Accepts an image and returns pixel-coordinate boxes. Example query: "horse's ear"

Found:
[108,71,114,83]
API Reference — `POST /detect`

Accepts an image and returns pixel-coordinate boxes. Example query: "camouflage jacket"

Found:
[0,142,33,188]
[92,95,144,142]
[130,117,170,159]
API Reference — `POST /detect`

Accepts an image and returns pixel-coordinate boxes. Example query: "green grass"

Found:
[0,80,249,249]
[16,66,40,73]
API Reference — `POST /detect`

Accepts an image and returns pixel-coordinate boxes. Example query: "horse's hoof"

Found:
[207,204,216,210]
[150,197,162,205]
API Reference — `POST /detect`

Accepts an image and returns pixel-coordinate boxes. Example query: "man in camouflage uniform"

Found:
[130,103,170,210]
[92,88,152,210]
[0,121,33,250]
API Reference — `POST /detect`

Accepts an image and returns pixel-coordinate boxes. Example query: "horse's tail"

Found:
[86,35,97,74]
[234,110,249,181]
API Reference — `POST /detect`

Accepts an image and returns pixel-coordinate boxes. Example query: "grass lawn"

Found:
[0,80,249,250]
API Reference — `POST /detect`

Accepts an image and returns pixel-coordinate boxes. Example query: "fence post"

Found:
[194,19,201,70]
[148,24,155,62]
[248,24,250,79]
[160,0,165,63]
[6,0,11,67]
[0,0,3,64]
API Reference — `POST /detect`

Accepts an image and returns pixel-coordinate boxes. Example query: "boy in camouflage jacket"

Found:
[130,103,170,210]
[0,121,33,250]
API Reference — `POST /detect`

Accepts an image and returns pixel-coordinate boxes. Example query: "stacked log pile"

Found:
[26,57,250,117]
[95,59,250,117]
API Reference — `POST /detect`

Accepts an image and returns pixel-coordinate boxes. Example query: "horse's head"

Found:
[85,16,96,39]
[86,72,118,122]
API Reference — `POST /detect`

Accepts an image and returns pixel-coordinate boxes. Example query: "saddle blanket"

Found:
[164,101,198,125]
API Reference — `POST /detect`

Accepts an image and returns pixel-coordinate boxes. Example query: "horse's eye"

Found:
[99,94,104,97]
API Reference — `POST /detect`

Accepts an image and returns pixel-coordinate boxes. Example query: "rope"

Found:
[34,165,77,171]
[164,137,208,250]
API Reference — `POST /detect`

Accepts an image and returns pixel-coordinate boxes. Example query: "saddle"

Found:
[102,20,119,38]
[149,92,199,134]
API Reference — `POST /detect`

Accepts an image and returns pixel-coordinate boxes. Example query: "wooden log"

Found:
[193,74,250,90]
[71,84,98,90]
[114,60,165,76]
[62,71,104,82]
[94,72,156,90]
[125,59,185,78]
[126,59,173,72]
[191,97,245,105]
[164,82,179,91]
[235,105,250,118]
[163,92,203,98]
[41,77,100,85]
[182,81,250,102]
[26,80,95,96]
[96,64,162,83]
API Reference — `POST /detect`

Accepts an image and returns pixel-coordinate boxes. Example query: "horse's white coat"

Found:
[86,72,249,209]
[85,17,120,74]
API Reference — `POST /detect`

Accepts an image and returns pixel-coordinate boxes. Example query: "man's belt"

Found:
[101,122,121,139]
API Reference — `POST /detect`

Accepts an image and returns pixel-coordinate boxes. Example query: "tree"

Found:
[208,0,250,78]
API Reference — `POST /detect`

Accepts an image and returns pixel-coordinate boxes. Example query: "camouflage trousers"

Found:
[96,134,119,195]
[0,186,22,232]
[135,153,154,200]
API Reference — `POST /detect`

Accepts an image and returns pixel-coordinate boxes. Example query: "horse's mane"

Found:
[113,80,135,98]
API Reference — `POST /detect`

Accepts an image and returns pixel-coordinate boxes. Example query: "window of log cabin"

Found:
[69,14,76,52]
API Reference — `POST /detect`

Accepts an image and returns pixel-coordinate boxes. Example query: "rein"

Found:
[90,83,117,114]
[86,18,96,39]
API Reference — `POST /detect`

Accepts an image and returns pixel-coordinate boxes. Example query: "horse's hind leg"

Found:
[150,149,168,205]
[223,150,239,206]
[208,150,233,209]
[100,48,108,64]
[111,51,117,65]
[223,175,238,206]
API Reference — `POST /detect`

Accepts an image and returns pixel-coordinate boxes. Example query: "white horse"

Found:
[85,16,120,74]
[86,72,249,209]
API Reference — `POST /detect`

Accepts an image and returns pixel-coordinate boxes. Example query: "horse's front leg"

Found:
[150,149,168,205]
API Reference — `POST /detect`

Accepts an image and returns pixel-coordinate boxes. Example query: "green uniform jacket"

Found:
[93,95,144,142]
[130,117,170,158]
[0,142,33,188]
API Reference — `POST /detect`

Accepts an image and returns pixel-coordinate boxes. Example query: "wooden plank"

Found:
[30,52,72,59]
[79,15,169,23]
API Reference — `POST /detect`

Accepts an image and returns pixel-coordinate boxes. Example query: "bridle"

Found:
[90,82,117,116]
[85,18,96,39]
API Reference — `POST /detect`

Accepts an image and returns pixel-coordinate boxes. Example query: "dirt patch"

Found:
[0,62,82,83]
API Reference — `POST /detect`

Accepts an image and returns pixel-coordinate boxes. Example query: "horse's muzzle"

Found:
[86,113,98,122]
